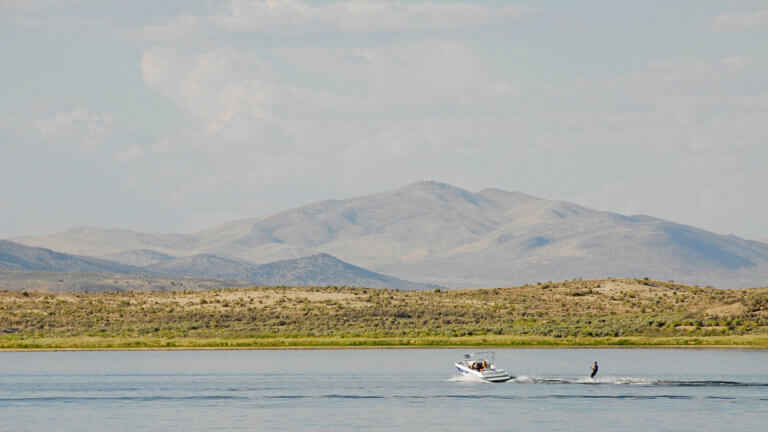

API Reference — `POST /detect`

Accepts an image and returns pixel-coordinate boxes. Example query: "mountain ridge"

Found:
[0,239,147,274]
[12,181,768,288]
[0,239,434,290]
[103,249,176,267]
[145,252,437,290]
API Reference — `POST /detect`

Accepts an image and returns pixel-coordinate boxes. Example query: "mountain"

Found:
[146,253,437,290]
[0,239,145,274]
[13,181,768,288]
[0,239,433,291]
[103,249,176,267]
[13,226,197,257]
[146,253,253,279]
[243,253,438,290]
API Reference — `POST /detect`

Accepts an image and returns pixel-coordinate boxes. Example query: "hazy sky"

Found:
[1,0,767,239]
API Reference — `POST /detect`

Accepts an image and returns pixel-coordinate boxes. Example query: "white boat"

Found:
[454,352,512,382]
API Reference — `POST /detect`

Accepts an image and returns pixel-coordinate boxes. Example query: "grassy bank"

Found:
[1,278,767,349]
[2,335,768,350]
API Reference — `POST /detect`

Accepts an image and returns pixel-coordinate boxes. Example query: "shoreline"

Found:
[2,335,768,351]
[2,345,768,352]
[3,281,767,352]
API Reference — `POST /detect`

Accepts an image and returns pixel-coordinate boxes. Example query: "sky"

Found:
[1,0,767,240]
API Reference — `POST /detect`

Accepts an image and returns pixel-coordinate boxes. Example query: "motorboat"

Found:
[454,351,512,382]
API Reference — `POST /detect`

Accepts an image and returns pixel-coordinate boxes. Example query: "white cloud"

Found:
[142,47,279,134]
[215,0,537,34]
[134,35,526,201]
[141,38,516,132]
[30,108,114,148]
[1,1,202,34]
[135,37,507,214]
[113,145,146,161]
[714,9,768,30]
[138,0,540,43]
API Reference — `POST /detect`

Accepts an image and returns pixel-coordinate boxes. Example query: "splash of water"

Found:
[446,374,490,383]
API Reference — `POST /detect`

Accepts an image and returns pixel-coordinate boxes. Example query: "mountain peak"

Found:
[303,252,337,260]
[477,188,540,204]
[397,180,464,192]
[397,182,540,206]
[393,181,487,206]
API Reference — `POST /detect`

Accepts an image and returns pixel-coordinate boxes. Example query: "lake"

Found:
[0,349,766,431]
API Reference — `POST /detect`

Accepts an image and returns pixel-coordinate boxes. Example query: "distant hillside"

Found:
[0,239,144,274]
[245,253,439,290]
[147,253,438,290]
[103,249,176,267]
[14,226,196,256]
[0,239,433,291]
[146,254,258,280]
[0,269,251,293]
[14,182,768,288]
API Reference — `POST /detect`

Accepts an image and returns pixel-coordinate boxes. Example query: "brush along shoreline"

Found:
[2,336,768,350]
[2,278,767,350]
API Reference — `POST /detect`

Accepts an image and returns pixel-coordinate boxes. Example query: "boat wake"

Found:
[462,375,768,387]
[510,375,657,385]
[448,374,659,385]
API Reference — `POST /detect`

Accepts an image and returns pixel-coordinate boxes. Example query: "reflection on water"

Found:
[0,349,767,431]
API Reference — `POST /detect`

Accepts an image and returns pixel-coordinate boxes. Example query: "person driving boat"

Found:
[469,360,488,371]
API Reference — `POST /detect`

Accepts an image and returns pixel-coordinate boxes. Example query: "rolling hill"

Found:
[103,249,176,267]
[0,240,434,290]
[242,253,438,290]
[0,239,145,274]
[145,253,437,290]
[13,181,768,288]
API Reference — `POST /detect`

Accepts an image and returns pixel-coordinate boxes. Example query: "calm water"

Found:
[1,349,767,431]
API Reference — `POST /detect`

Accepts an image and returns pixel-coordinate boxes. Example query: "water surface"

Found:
[1,349,766,431]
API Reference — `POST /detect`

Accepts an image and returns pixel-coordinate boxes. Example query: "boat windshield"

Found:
[464,352,496,370]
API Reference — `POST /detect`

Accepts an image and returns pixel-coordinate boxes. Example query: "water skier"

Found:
[590,361,599,378]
